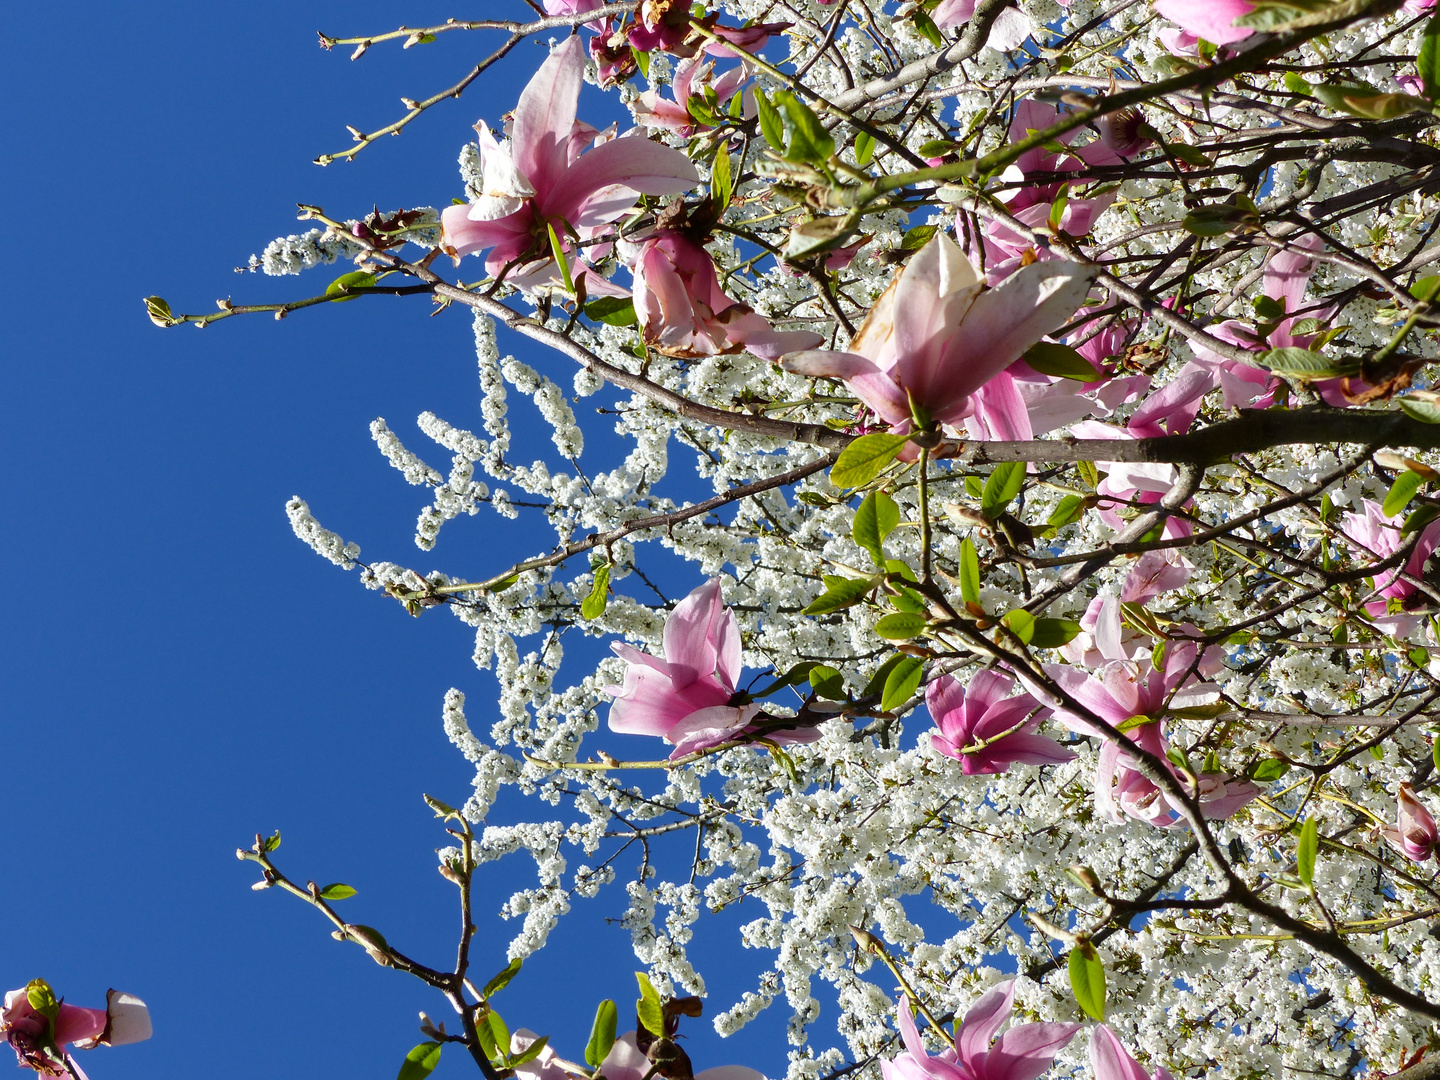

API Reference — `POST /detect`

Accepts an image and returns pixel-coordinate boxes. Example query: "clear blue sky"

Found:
[1,5,796,1079]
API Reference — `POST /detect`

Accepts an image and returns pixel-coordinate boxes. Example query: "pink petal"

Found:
[1153,0,1255,45]
[964,369,1033,439]
[512,37,585,201]
[666,703,762,757]
[52,1005,107,1048]
[782,350,913,425]
[982,1022,1083,1080]
[957,981,1016,1065]
[99,992,152,1047]
[547,136,700,228]
[987,732,1075,766]
[1089,1025,1151,1080]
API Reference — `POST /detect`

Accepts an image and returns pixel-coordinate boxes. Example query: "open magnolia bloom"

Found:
[2,983,151,1078]
[1153,0,1254,45]
[882,982,1079,1080]
[1339,499,1440,637]
[781,232,1094,437]
[605,579,820,758]
[629,230,824,359]
[440,36,699,280]
[927,670,1073,775]
[1380,783,1439,862]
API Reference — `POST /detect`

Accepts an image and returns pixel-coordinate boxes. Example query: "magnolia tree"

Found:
[85,0,1440,1078]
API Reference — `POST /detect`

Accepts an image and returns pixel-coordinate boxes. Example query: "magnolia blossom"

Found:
[3,984,151,1078]
[629,231,824,359]
[633,56,749,134]
[606,579,818,757]
[1090,1025,1174,1080]
[1380,784,1439,862]
[440,37,699,280]
[1153,0,1254,45]
[782,232,1093,436]
[931,0,1035,50]
[882,983,1080,1080]
[599,1032,763,1080]
[927,670,1073,775]
[1339,499,1440,636]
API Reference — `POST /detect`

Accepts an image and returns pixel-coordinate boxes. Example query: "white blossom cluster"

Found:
[260,3,1440,1080]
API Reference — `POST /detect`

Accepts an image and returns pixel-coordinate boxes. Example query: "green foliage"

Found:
[397,1042,443,1080]
[1068,941,1106,1021]
[585,1000,619,1068]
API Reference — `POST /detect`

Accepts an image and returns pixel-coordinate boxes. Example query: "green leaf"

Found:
[864,653,908,699]
[1029,618,1081,649]
[774,91,835,164]
[482,958,522,999]
[1297,817,1318,888]
[981,462,1026,521]
[510,1036,549,1068]
[585,1000,619,1068]
[319,882,357,901]
[803,575,875,615]
[1250,758,1290,783]
[265,830,282,852]
[874,612,927,640]
[546,222,575,293]
[585,296,638,326]
[1024,342,1102,382]
[959,537,980,606]
[900,224,939,251]
[326,270,377,302]
[143,295,179,327]
[632,45,651,79]
[1162,140,1210,167]
[1283,71,1314,96]
[853,490,901,566]
[581,564,611,620]
[397,1042,444,1080]
[918,139,959,158]
[1068,941,1106,1021]
[1383,470,1425,518]
[1182,207,1239,236]
[711,148,733,213]
[1046,495,1086,531]
[1433,735,1440,773]
[1311,81,1428,119]
[1252,294,1287,321]
[636,972,665,1038]
[1076,459,1099,491]
[889,586,926,613]
[808,664,847,700]
[881,656,926,712]
[911,8,944,46]
[486,1009,510,1059]
[854,130,875,167]
[1401,397,1440,424]
[1256,347,1359,380]
[1422,13,1440,100]
[1002,608,1036,644]
[831,433,910,488]
[1410,275,1440,301]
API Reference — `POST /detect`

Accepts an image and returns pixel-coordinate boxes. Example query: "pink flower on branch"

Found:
[3,983,151,1078]
[629,230,824,359]
[605,579,820,758]
[440,37,699,281]
[1339,499,1440,636]
[1153,0,1255,46]
[1380,783,1439,863]
[782,232,1094,438]
[927,670,1074,775]
[882,983,1079,1080]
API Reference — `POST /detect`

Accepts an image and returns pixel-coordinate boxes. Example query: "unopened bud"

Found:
[848,925,884,954]
[1065,865,1103,896]
[251,880,273,891]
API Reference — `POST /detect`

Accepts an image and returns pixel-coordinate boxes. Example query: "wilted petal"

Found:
[99,992,152,1048]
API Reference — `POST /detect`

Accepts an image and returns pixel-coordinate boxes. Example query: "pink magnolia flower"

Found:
[629,230,824,359]
[928,670,1074,775]
[441,37,699,280]
[633,56,749,134]
[3,983,151,1078]
[1380,783,1439,862]
[931,0,1036,49]
[605,579,820,757]
[882,983,1080,1080]
[1339,499,1440,636]
[781,232,1093,437]
[1153,0,1255,45]
[1090,1025,1174,1080]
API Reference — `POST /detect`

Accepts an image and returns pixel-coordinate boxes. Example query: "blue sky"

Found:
[1,5,801,1079]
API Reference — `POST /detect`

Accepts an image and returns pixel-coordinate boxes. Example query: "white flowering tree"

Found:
[130,2,1440,1080]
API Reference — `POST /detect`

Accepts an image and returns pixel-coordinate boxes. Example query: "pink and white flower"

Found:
[928,670,1074,775]
[882,982,1080,1080]
[629,231,824,359]
[1153,0,1255,46]
[1380,783,1439,863]
[1339,499,1440,636]
[441,37,699,282]
[782,232,1093,439]
[3,984,150,1078]
[1090,1024,1174,1080]
[606,579,819,757]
